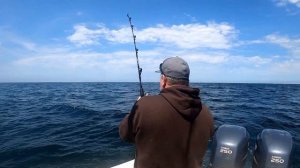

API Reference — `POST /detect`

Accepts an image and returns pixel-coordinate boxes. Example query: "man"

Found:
[119,56,214,168]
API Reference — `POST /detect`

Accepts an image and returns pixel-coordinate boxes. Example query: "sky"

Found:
[0,0,300,83]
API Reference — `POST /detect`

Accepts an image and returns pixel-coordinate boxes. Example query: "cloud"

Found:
[247,56,273,65]
[184,13,197,22]
[275,0,300,8]
[181,52,228,64]
[3,41,300,83]
[67,25,108,46]
[238,34,300,58]
[8,47,280,82]
[2,27,296,83]
[67,22,237,49]
[0,28,37,51]
[171,49,273,66]
[230,55,273,68]
[265,34,300,57]
[14,50,132,68]
[2,25,300,83]
[16,41,36,51]
[274,59,300,69]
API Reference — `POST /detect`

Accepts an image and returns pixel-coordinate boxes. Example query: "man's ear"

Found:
[162,75,167,88]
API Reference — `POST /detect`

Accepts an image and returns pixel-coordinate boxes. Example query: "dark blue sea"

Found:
[0,83,299,168]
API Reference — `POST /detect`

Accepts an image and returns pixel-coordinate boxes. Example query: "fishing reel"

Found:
[209,124,294,168]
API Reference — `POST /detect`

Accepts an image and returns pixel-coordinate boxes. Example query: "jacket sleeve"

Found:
[119,102,138,143]
[207,107,215,138]
[119,114,131,142]
[202,104,215,138]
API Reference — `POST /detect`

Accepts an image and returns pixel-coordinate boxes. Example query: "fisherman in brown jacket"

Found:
[119,56,214,168]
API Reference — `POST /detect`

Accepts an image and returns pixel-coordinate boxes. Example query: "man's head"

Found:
[157,56,190,89]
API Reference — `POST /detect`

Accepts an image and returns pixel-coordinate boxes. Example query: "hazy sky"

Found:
[0,0,300,83]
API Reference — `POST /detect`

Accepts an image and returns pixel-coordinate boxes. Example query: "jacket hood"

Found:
[160,85,202,121]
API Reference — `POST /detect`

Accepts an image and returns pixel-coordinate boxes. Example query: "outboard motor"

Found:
[209,124,249,168]
[253,129,293,168]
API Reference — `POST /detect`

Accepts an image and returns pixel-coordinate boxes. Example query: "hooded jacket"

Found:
[119,85,214,168]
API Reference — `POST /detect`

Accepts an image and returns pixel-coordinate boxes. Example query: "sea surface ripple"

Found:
[0,83,299,167]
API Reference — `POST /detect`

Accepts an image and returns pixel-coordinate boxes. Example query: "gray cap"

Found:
[157,56,190,80]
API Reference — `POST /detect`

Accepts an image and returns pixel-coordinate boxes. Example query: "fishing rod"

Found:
[127,14,145,97]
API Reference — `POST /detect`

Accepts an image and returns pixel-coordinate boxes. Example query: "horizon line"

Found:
[0,81,299,85]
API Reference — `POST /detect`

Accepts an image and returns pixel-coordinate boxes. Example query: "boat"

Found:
[111,160,134,168]
[111,124,294,168]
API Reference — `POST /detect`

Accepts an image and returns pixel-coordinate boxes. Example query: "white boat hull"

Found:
[111,160,134,168]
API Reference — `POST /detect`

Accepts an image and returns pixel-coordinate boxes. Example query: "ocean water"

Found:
[0,82,299,168]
